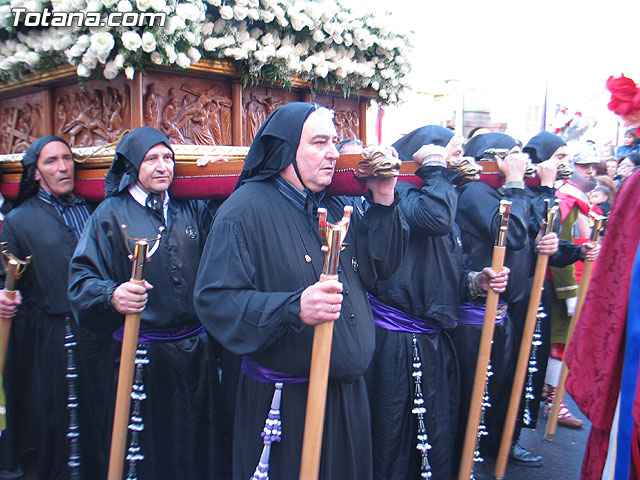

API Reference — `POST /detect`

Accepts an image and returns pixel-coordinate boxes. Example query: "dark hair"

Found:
[336,137,364,153]
[624,152,640,166]
[625,129,640,146]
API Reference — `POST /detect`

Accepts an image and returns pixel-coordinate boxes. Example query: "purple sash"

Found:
[112,323,205,344]
[241,356,308,384]
[368,293,441,334]
[457,301,507,326]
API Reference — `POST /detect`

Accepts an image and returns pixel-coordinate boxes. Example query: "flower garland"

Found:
[0,0,411,105]
[548,106,594,142]
[606,74,640,136]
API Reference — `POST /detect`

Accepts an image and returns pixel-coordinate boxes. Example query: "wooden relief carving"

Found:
[334,109,360,141]
[144,82,232,145]
[242,92,286,146]
[55,87,129,147]
[0,103,43,153]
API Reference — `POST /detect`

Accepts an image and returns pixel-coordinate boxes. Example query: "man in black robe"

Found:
[364,125,509,479]
[452,132,558,469]
[193,102,408,480]
[67,127,229,479]
[0,136,96,479]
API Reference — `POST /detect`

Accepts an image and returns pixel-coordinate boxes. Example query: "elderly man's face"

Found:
[136,144,174,194]
[35,140,75,197]
[295,110,340,193]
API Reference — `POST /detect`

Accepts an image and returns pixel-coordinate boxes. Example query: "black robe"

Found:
[0,195,104,479]
[68,192,229,480]
[194,178,408,480]
[366,166,466,479]
[452,180,529,458]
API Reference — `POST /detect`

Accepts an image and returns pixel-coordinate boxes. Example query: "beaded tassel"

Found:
[65,318,81,479]
[126,346,149,480]
[473,358,494,465]
[523,303,546,425]
[250,382,284,480]
[411,334,432,479]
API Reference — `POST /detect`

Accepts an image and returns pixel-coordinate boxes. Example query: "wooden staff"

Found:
[299,206,353,480]
[0,243,31,373]
[544,213,604,441]
[494,199,559,479]
[458,200,512,480]
[107,227,162,480]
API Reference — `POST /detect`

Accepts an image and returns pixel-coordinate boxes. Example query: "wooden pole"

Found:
[495,202,558,478]
[299,273,337,480]
[458,200,511,480]
[0,259,18,374]
[544,216,603,441]
[299,206,352,480]
[107,241,149,480]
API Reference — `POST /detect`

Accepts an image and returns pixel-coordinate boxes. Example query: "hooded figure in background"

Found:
[0,136,100,479]
[68,126,229,479]
[451,132,556,469]
[364,125,509,479]
[194,102,408,480]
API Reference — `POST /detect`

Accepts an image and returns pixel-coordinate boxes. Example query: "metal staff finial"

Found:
[544,199,560,236]
[1,242,32,287]
[318,206,353,276]
[120,225,164,281]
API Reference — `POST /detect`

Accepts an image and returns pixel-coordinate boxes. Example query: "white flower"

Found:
[164,16,186,34]
[219,5,233,20]
[176,52,191,68]
[235,0,248,5]
[290,13,309,31]
[203,38,218,51]
[233,5,248,20]
[101,0,116,7]
[121,31,142,51]
[114,53,125,68]
[260,10,275,23]
[371,80,379,90]
[90,32,114,63]
[206,0,220,5]
[176,3,200,21]
[187,46,201,63]
[103,60,119,79]
[25,51,40,66]
[164,44,177,63]
[125,65,135,79]
[150,51,164,64]
[150,0,166,11]
[116,0,132,12]
[69,0,86,10]
[136,0,151,9]
[260,0,274,8]
[141,31,156,53]
[77,63,91,77]
[247,7,259,19]
[82,50,98,69]
[183,31,196,45]
[66,43,86,59]
[202,22,214,35]
[86,0,102,11]
[213,18,226,34]
[237,30,250,43]
[76,35,91,50]
[248,0,258,7]
[315,63,329,78]
[312,30,325,42]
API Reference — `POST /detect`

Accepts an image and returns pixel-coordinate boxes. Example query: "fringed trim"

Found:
[250,382,284,480]
[126,346,149,480]
[65,317,81,479]
[411,334,432,479]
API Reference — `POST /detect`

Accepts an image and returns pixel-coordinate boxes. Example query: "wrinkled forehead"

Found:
[301,108,337,138]
[38,140,72,161]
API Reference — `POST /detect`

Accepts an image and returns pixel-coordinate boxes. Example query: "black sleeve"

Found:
[548,239,583,268]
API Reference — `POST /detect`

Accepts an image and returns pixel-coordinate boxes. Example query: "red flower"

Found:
[606,75,640,116]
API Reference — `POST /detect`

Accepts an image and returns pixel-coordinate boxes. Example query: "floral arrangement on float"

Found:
[0,0,411,105]
[548,106,595,142]
[606,74,640,136]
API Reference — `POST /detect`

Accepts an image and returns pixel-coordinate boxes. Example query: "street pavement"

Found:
[473,393,590,480]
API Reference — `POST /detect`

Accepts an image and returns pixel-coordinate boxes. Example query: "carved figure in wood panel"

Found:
[144,82,232,145]
[0,103,42,153]
[334,109,359,141]
[55,87,128,147]
[243,93,285,145]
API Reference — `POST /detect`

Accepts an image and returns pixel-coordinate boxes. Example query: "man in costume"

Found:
[364,125,509,479]
[67,127,229,479]
[0,136,96,479]
[452,132,558,468]
[545,146,601,429]
[565,168,640,480]
[193,102,408,480]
